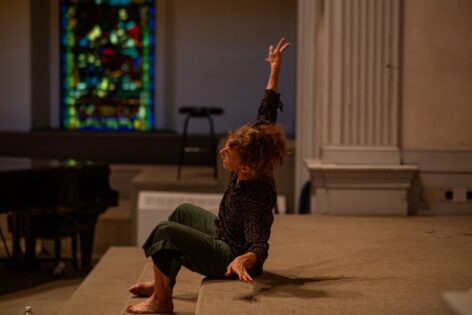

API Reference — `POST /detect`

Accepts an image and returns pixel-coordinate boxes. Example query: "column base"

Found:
[306,160,418,215]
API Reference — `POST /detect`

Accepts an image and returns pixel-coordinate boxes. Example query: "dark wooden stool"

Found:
[177,106,224,179]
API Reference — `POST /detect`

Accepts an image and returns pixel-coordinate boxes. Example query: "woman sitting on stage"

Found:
[127,37,290,314]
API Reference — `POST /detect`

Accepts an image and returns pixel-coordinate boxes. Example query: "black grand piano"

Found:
[0,157,118,270]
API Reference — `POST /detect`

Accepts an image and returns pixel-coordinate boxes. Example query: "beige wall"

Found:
[402,0,472,150]
[0,1,31,131]
[168,0,297,135]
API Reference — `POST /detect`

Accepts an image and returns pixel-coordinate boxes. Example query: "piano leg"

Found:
[7,212,38,268]
[72,234,78,269]
[78,215,98,270]
[11,213,21,261]
[24,213,37,261]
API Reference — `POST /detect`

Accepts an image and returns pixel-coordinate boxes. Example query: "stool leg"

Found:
[207,114,217,179]
[178,114,191,179]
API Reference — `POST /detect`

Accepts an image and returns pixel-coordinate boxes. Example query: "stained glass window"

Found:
[60,0,155,131]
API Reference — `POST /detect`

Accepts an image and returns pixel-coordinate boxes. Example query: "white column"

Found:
[294,0,319,212]
[303,0,418,215]
[321,0,401,164]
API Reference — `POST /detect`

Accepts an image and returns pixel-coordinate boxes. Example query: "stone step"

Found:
[195,272,318,315]
[58,216,472,315]
[59,246,202,315]
[124,256,203,315]
[195,215,472,315]
[443,287,472,315]
[94,199,133,257]
[59,247,146,315]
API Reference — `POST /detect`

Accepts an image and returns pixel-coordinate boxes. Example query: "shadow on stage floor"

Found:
[0,260,88,296]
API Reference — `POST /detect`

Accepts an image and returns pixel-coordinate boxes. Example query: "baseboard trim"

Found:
[305,160,418,215]
[402,149,472,173]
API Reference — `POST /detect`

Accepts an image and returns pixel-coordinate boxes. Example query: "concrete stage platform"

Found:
[58,215,472,315]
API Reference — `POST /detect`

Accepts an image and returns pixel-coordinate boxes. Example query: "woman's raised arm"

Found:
[254,37,290,125]
[265,37,290,92]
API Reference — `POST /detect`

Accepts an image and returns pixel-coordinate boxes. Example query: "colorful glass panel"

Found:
[60,0,155,131]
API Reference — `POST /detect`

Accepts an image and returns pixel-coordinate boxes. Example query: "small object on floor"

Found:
[24,306,34,315]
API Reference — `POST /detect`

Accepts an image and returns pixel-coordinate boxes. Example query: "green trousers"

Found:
[142,203,235,281]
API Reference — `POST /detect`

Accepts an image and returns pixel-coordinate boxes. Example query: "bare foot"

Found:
[127,295,173,314]
[129,281,155,297]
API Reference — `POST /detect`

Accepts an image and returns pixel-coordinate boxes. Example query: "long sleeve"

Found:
[243,193,274,268]
[239,180,275,275]
[255,89,283,126]
[216,175,276,277]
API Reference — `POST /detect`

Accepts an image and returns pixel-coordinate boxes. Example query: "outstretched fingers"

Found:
[274,37,290,54]
[266,37,291,66]
[225,265,253,283]
[274,37,285,52]
[265,45,274,63]
[279,41,290,54]
[241,269,254,283]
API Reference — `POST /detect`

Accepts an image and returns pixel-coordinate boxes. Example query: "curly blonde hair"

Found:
[227,123,288,179]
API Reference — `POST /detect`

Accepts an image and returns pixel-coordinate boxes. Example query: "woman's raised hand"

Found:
[265,37,290,68]
[265,37,290,91]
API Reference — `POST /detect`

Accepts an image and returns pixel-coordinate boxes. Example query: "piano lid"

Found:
[0,157,32,172]
[0,157,117,213]
[0,157,96,173]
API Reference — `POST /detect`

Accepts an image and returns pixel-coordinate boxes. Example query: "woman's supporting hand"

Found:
[225,252,257,283]
[265,37,290,91]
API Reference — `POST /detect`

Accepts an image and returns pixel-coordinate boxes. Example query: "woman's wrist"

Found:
[266,75,279,91]
[266,65,281,91]
[271,62,281,71]
[241,252,257,269]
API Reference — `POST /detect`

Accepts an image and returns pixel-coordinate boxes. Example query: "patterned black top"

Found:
[215,89,282,277]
